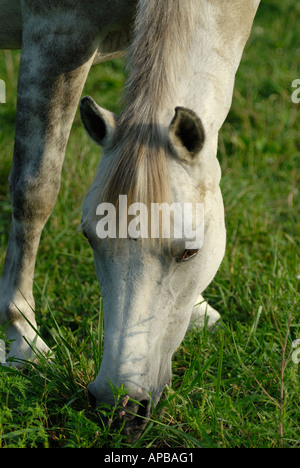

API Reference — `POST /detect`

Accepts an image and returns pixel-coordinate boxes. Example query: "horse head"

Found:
[80,96,226,438]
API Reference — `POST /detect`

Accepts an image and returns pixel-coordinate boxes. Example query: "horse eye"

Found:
[178,249,198,262]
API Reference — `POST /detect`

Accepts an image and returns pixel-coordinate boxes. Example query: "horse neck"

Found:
[176,0,260,136]
[121,0,260,135]
[119,0,197,128]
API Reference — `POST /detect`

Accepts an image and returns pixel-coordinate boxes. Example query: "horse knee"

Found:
[0,295,34,327]
[9,171,60,226]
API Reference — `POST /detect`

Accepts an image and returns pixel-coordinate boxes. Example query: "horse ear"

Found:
[169,107,205,161]
[80,96,116,146]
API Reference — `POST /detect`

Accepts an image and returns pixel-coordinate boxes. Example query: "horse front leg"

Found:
[0,15,98,366]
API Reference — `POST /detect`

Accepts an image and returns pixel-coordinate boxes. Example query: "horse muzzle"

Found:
[87,382,153,441]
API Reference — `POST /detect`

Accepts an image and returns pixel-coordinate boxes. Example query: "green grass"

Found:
[0,0,299,448]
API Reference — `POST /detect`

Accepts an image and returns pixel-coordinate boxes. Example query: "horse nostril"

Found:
[121,397,152,442]
[135,398,152,426]
[120,396,151,425]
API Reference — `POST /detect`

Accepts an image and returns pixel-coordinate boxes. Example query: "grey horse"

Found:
[0,0,260,438]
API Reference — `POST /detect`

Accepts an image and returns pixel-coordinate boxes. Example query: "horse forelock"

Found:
[99,120,172,210]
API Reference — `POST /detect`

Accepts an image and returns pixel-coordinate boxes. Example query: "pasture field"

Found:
[0,0,299,448]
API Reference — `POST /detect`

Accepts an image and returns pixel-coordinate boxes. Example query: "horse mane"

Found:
[100,0,198,210]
